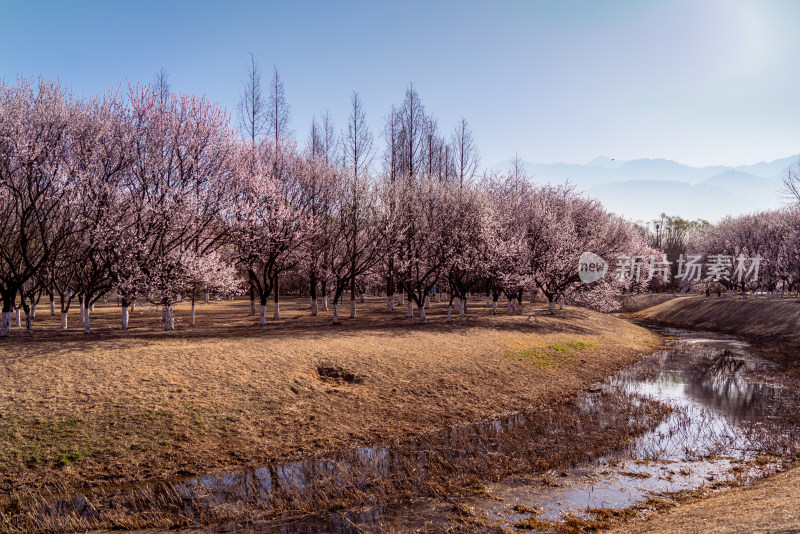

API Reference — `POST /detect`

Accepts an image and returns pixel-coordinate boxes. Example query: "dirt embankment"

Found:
[0,298,660,497]
[633,295,800,344]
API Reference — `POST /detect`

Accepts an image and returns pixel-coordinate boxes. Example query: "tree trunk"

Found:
[461,297,466,317]
[350,297,356,319]
[25,311,32,333]
[90,303,95,312]
[190,299,196,326]
[259,303,267,325]
[419,303,427,324]
[1,311,11,337]
[50,297,55,316]
[30,302,36,318]
[84,308,91,334]
[203,292,209,304]
[131,301,136,312]
[359,292,364,304]
[559,298,564,310]
[323,293,329,311]
[122,305,129,330]
[61,311,68,330]
[163,305,175,331]
[386,294,393,312]
[311,298,319,316]
[507,299,512,314]
[398,290,404,306]
[491,300,497,315]
[15,308,21,327]
[333,303,339,325]
[424,295,430,309]
[447,305,452,322]
[273,276,280,320]
[406,300,413,317]
[79,297,85,324]
[249,285,256,316]
[548,300,556,314]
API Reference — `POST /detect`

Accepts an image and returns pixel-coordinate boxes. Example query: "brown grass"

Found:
[0,297,659,501]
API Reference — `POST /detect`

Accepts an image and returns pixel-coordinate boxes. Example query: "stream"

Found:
[7,326,799,533]
[266,326,799,532]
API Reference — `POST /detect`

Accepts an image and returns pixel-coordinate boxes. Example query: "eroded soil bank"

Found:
[0,298,659,530]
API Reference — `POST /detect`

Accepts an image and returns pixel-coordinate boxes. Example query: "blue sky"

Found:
[2,0,799,168]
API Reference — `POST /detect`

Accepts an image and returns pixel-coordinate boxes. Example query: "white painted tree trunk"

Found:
[273,301,280,320]
[333,303,339,324]
[419,304,427,324]
[385,295,393,312]
[190,301,196,326]
[0,312,10,336]
[447,305,453,322]
[511,297,518,314]
[130,302,136,312]
[398,291,404,306]
[486,296,491,306]
[491,300,497,315]
[311,298,319,316]
[350,298,356,319]
[30,303,36,318]
[258,305,267,325]
[436,291,442,303]
[61,311,68,330]
[323,294,329,311]
[90,303,95,312]
[25,311,32,333]
[507,299,512,314]
[163,305,175,331]
[203,292,209,304]
[50,299,55,316]
[122,305,129,330]
[15,308,21,327]
[84,309,91,334]
[424,295,430,309]
[549,300,556,314]
[559,298,564,310]
[79,300,85,324]
[359,293,364,304]
[459,298,465,318]
[406,301,413,317]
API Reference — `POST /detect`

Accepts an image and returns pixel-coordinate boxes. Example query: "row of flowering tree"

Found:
[1,76,657,336]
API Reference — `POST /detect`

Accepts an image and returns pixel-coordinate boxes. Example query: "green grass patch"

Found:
[569,340,596,349]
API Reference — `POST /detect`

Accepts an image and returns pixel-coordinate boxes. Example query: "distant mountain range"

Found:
[495,154,799,223]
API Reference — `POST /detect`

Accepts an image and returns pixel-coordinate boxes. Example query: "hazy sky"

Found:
[2,0,799,168]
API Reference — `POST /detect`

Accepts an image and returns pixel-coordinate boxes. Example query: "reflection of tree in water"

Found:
[683,349,776,420]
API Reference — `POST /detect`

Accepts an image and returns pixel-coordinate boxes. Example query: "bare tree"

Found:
[152,68,171,104]
[238,53,267,147]
[342,91,374,318]
[451,118,480,188]
[398,83,426,180]
[267,65,290,144]
[784,159,800,204]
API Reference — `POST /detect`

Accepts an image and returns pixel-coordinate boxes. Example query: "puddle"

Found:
[4,328,799,533]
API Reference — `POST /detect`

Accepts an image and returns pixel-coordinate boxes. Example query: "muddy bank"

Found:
[633,295,800,345]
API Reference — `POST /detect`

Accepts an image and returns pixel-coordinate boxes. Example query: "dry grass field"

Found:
[0,296,660,497]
